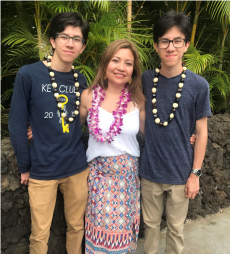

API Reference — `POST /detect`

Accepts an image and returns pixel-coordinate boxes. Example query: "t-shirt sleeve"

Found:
[195,78,212,120]
[8,69,31,173]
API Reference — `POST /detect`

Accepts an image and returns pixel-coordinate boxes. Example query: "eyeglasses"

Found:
[157,38,187,49]
[56,33,84,44]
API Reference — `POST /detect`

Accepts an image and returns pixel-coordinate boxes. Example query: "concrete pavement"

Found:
[135,207,230,254]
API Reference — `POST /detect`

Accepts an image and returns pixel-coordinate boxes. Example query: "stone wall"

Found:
[1,114,230,253]
[188,114,230,218]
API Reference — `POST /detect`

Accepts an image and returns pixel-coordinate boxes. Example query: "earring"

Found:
[104,74,107,80]
[129,78,132,84]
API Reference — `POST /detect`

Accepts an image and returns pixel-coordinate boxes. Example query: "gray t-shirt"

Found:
[139,69,212,184]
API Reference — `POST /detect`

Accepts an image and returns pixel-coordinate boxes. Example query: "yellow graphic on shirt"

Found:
[59,94,69,133]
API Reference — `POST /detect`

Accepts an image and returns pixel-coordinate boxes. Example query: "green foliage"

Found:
[1,0,230,138]
[184,44,230,112]
[206,67,230,112]
[207,0,230,23]
[185,45,214,75]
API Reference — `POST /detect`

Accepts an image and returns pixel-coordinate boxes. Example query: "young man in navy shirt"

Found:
[8,12,90,254]
[140,10,212,254]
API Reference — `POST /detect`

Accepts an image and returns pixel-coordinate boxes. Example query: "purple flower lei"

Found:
[88,85,131,144]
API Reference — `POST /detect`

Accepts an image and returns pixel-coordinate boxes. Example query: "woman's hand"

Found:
[27,126,33,140]
[190,134,196,146]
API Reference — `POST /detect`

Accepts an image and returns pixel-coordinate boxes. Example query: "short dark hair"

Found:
[153,10,191,42]
[49,12,90,44]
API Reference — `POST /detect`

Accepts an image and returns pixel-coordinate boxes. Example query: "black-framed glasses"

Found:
[56,33,84,44]
[157,38,187,49]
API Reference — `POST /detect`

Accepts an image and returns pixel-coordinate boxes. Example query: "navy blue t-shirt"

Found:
[139,69,212,184]
[8,61,88,180]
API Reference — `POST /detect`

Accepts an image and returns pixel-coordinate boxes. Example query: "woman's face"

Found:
[106,48,134,87]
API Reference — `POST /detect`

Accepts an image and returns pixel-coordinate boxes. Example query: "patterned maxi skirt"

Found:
[85,154,140,254]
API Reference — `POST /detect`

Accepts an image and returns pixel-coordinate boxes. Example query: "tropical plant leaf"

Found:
[89,0,110,12]
[1,88,14,103]
[75,64,96,86]
[207,0,230,23]
[184,45,214,74]
[2,29,36,47]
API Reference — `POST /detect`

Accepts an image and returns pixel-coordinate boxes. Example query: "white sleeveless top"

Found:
[86,106,140,162]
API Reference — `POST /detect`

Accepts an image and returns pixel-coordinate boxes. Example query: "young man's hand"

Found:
[185,173,199,199]
[21,172,30,185]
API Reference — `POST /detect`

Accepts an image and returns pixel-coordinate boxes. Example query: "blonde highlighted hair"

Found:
[89,39,145,103]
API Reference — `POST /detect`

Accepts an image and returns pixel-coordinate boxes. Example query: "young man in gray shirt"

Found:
[140,10,212,254]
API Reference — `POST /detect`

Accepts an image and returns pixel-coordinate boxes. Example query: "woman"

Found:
[80,39,145,253]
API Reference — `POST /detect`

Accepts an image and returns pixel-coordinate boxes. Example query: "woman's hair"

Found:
[89,39,145,103]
